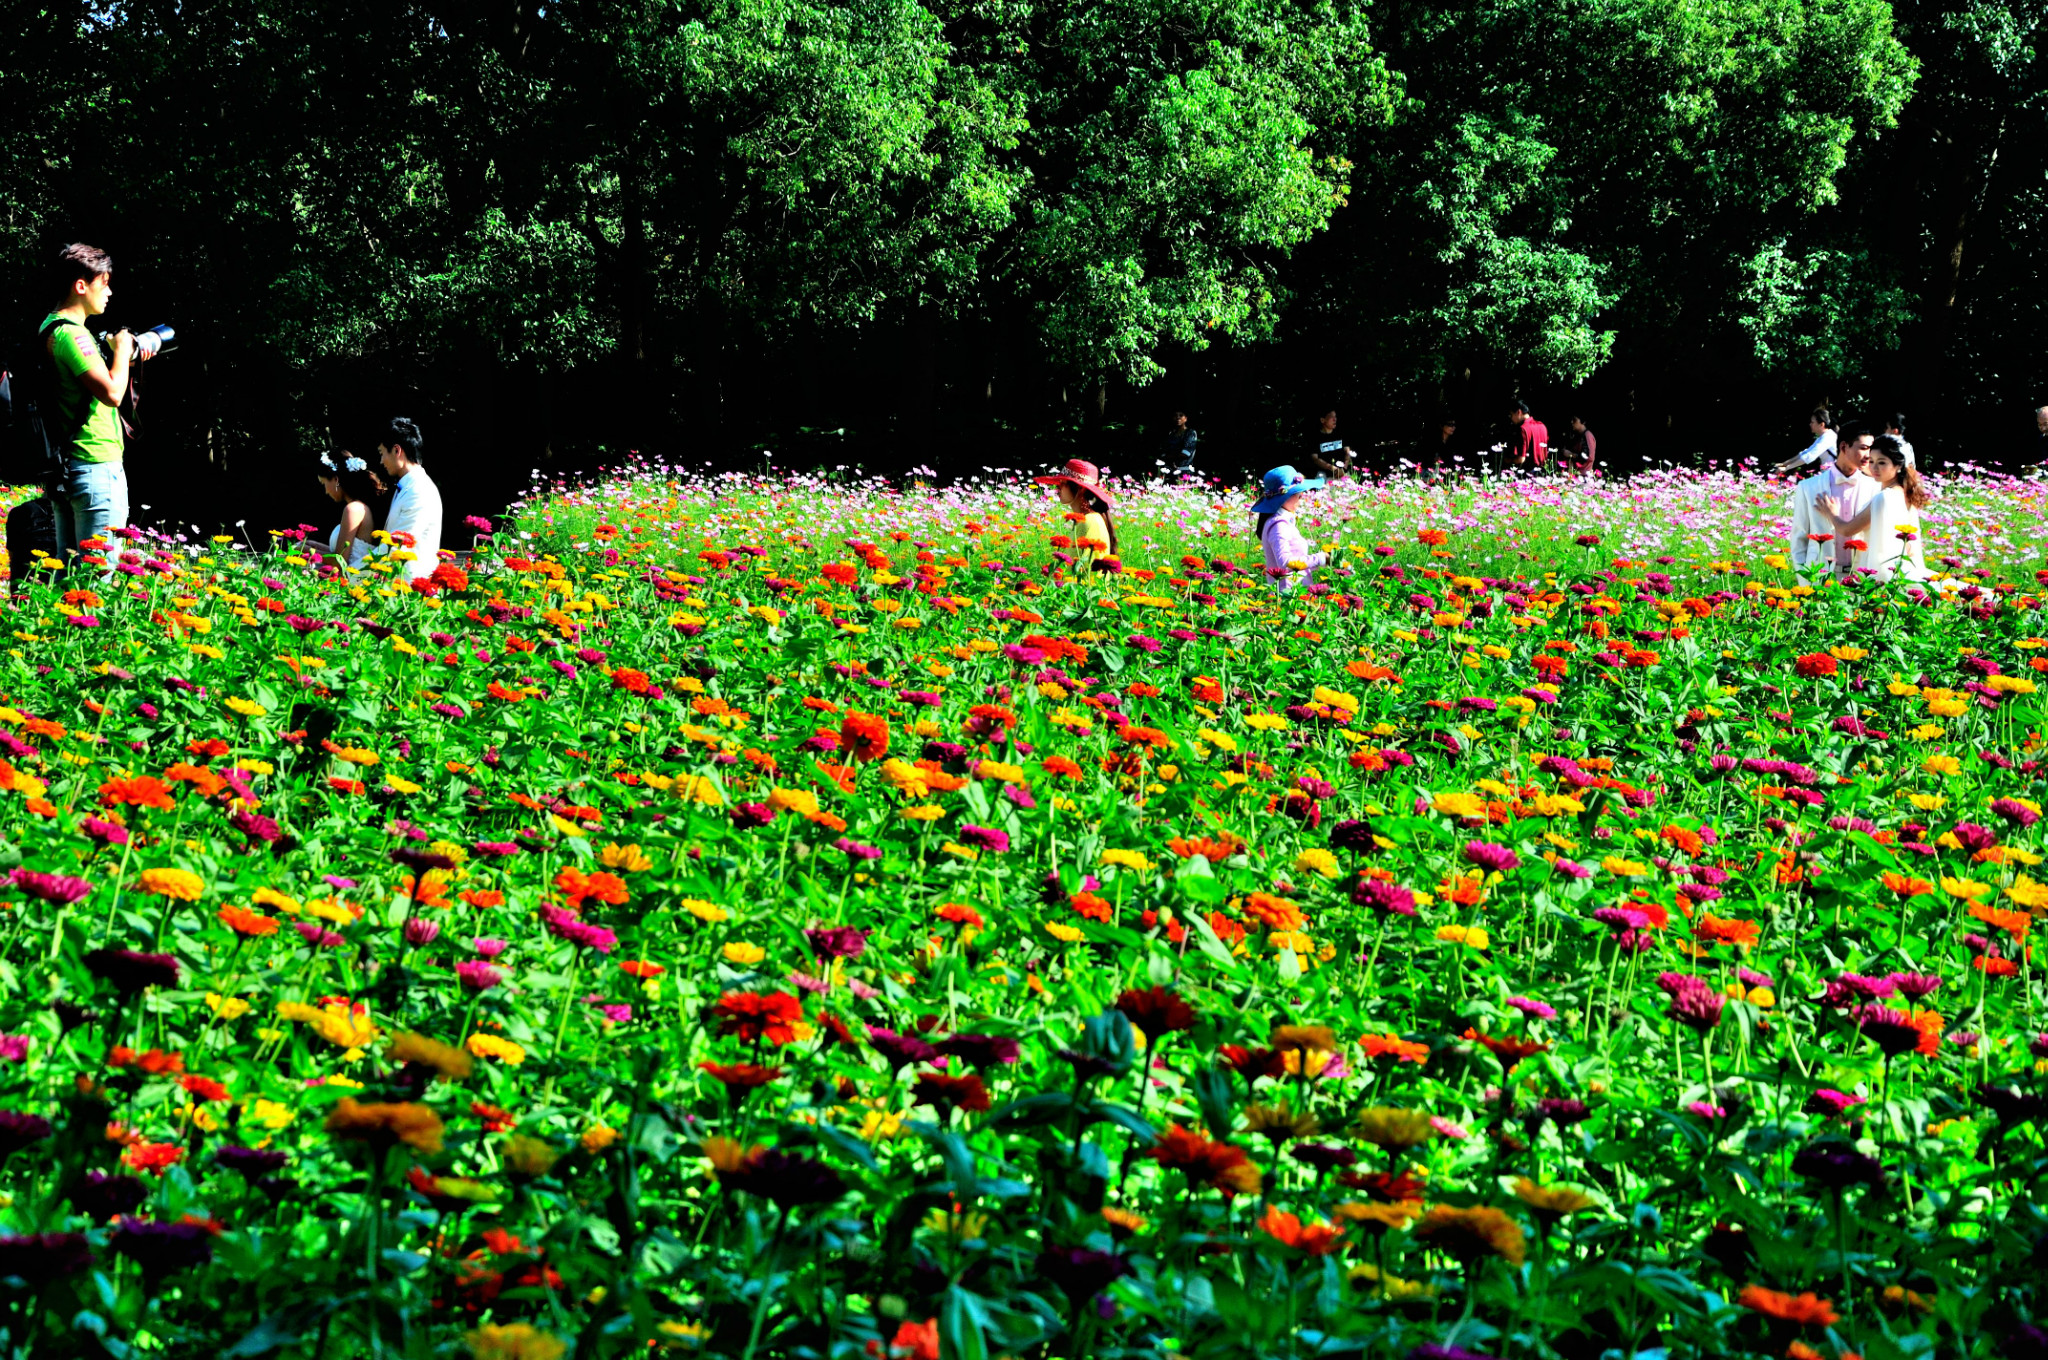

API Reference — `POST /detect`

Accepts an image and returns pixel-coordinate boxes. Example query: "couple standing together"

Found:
[1786,421,1929,582]
[314,416,443,580]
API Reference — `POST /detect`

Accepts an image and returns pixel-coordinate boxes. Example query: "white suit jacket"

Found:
[382,466,444,581]
[1789,466,1875,571]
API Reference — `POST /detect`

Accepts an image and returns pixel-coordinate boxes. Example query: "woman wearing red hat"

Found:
[1032,459,1120,573]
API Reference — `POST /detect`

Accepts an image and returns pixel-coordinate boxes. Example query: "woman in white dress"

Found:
[315,450,378,569]
[1817,434,1930,583]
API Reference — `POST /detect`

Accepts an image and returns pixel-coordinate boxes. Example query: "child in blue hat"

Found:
[1251,465,1329,590]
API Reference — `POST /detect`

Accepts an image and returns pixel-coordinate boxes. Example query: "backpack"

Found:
[5,496,57,595]
[0,317,84,486]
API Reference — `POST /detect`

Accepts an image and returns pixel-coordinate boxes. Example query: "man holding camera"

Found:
[42,243,153,565]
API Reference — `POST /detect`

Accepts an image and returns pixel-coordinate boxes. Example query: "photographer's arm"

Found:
[59,329,133,407]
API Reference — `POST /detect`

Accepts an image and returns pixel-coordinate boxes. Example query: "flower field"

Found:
[0,462,2046,1360]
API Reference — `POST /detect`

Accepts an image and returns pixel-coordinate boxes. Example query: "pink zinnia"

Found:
[456,961,504,992]
[8,870,92,904]
[292,922,345,948]
[1804,1088,1865,1117]
[1463,841,1519,874]
[960,824,1010,854]
[541,905,617,954]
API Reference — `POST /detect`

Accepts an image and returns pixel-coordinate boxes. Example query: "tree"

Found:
[1288,0,1914,431]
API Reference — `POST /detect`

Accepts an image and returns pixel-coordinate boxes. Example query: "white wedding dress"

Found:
[327,513,373,568]
[1854,486,1929,583]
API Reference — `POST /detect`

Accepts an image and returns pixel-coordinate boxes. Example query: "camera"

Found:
[131,324,176,358]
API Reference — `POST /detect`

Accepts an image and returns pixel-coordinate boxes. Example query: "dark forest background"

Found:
[5,0,2048,532]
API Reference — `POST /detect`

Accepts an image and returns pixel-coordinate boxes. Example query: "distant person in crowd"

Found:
[1506,399,1548,473]
[377,416,443,581]
[1251,464,1331,591]
[1414,412,1457,483]
[1883,412,1914,469]
[1308,409,1354,479]
[2033,406,2048,469]
[1556,413,1597,475]
[1162,411,1198,476]
[42,243,155,567]
[1774,407,1835,475]
[1788,422,1874,575]
[1032,458,1120,571]
[315,449,379,569]
[1817,433,1929,583]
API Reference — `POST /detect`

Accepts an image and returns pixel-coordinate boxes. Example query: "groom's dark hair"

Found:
[1838,421,1871,442]
[381,417,424,462]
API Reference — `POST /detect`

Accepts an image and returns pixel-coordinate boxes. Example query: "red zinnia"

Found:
[699,1062,783,1091]
[709,991,804,1045]
[839,712,890,762]
[1148,1124,1260,1196]
[913,1071,992,1115]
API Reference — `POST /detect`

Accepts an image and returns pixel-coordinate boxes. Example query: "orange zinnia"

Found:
[1041,755,1085,780]
[1243,893,1305,932]
[1658,824,1705,857]
[217,906,278,938]
[1968,901,2031,940]
[1736,1285,1838,1327]
[1168,834,1243,861]
[1881,871,1934,898]
[1257,1205,1346,1255]
[1439,876,1487,907]
[99,776,176,810]
[1693,915,1760,951]
[1359,1033,1431,1065]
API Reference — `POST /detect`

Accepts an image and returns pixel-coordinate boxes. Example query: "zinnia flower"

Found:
[709,991,803,1045]
[136,867,204,901]
[324,1098,445,1154]
[1148,1123,1260,1196]
[1414,1204,1525,1266]
[7,869,91,904]
[1114,986,1196,1034]
[1736,1285,1838,1327]
[84,948,180,995]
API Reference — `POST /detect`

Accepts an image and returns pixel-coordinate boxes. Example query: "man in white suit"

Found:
[1789,422,1875,575]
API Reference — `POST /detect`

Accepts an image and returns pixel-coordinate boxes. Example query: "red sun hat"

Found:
[1031,458,1113,504]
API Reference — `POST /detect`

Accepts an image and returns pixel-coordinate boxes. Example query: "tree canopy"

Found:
[2,0,2038,519]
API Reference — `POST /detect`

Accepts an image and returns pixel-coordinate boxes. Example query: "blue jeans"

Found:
[51,457,128,567]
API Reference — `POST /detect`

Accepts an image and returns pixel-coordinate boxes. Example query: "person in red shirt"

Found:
[1507,399,1549,473]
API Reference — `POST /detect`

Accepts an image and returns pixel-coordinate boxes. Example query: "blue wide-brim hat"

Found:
[1250,464,1326,514]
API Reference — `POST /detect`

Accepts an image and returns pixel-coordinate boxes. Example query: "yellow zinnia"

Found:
[137,867,204,901]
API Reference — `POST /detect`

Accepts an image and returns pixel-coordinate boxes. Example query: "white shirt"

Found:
[1787,428,1836,472]
[382,465,443,581]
